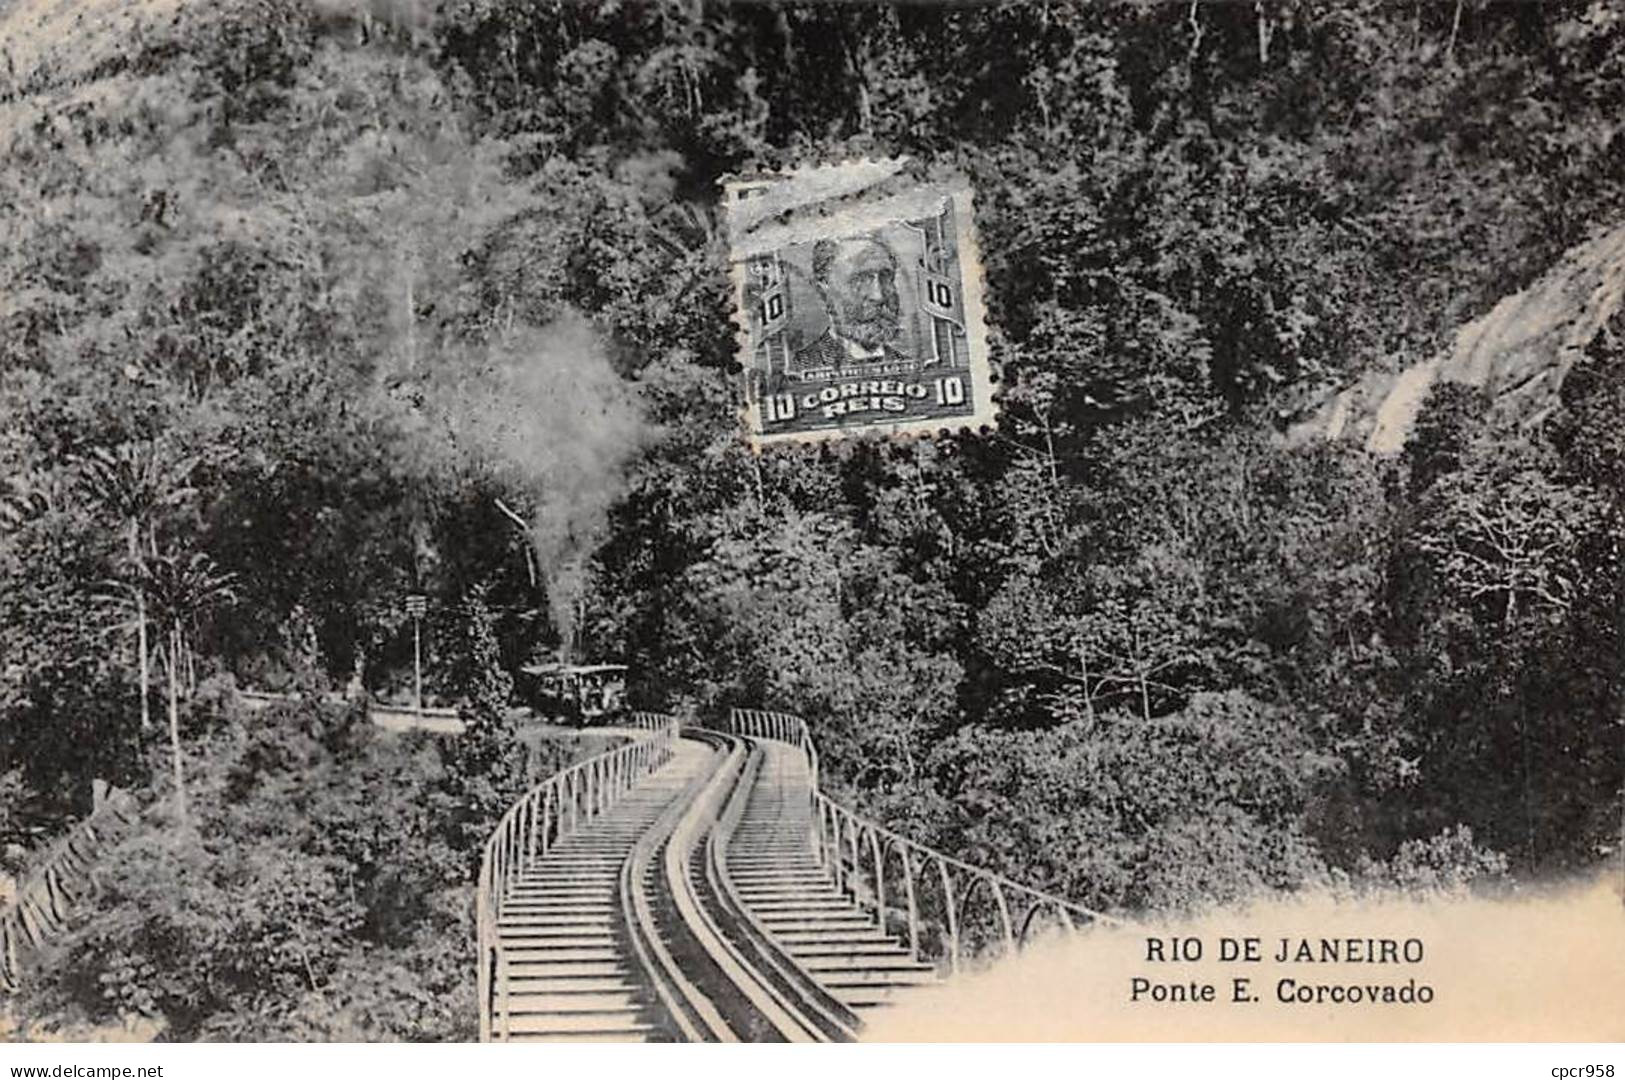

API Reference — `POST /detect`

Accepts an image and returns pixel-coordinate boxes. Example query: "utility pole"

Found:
[406,593,427,713]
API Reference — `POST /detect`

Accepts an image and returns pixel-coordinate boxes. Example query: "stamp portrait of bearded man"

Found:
[789,234,914,372]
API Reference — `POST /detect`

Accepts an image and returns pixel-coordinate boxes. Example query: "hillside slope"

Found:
[1287,221,1625,452]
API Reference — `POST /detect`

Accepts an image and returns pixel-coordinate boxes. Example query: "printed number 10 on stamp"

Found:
[724,161,997,447]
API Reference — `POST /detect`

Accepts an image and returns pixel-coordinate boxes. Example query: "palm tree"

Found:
[73,442,197,732]
[143,550,236,822]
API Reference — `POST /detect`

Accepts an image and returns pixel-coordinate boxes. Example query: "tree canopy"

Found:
[2,0,1622,1038]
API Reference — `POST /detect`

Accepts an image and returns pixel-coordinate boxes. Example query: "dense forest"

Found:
[1,0,1621,1040]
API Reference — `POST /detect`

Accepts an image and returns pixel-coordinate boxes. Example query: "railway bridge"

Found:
[477,709,1115,1042]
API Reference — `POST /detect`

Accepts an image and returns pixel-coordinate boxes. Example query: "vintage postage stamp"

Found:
[724,161,996,447]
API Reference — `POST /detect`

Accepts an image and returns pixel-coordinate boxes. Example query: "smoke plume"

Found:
[437,315,652,657]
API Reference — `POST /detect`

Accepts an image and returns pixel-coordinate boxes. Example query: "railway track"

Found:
[477,712,1111,1043]
[489,737,718,1041]
[723,741,937,1014]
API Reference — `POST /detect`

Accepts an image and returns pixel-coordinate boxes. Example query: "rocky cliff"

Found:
[1285,222,1625,453]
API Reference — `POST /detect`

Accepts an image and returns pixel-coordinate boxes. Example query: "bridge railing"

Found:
[1,788,139,994]
[723,708,1117,975]
[476,714,679,1041]
[622,711,680,734]
[726,708,821,794]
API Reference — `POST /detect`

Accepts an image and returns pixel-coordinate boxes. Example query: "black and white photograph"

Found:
[0,0,1621,1060]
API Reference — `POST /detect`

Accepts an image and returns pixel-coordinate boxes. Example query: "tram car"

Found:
[519,661,628,725]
